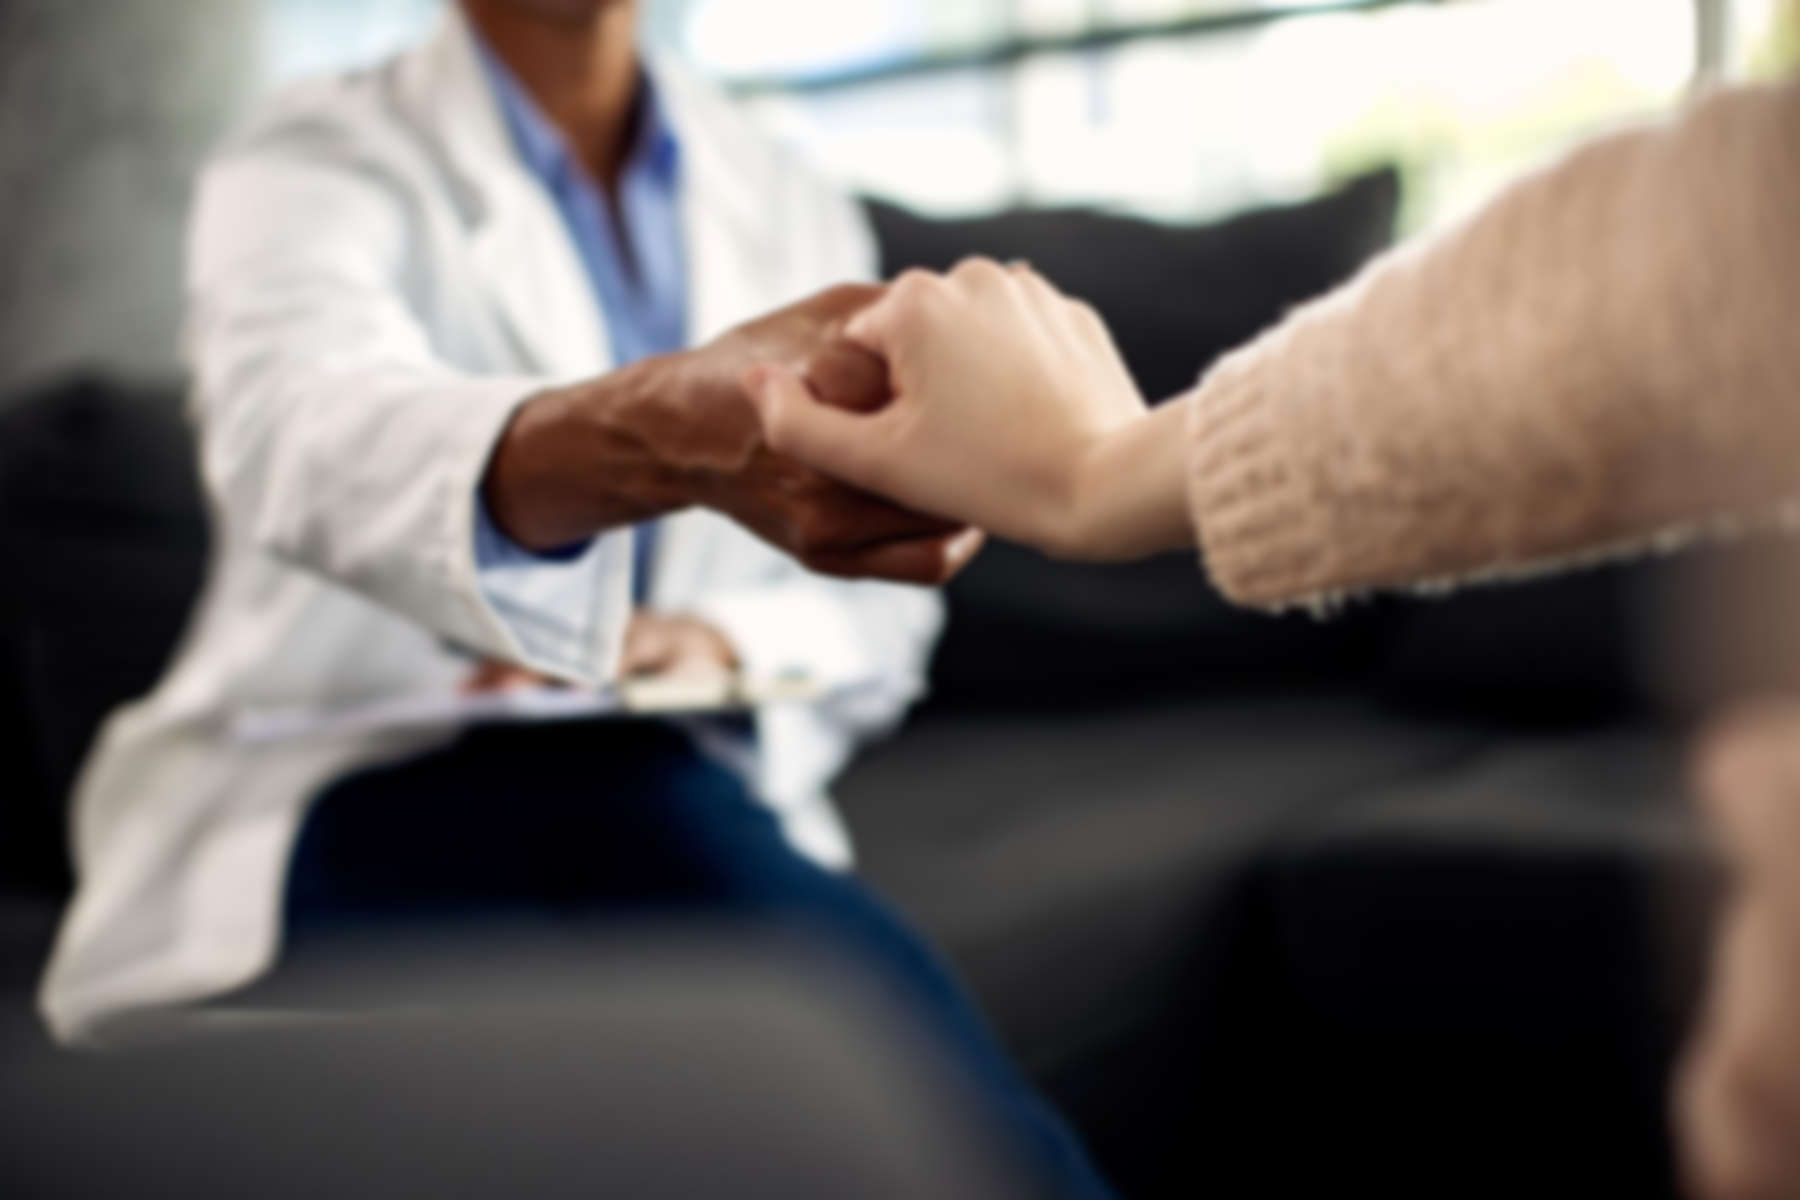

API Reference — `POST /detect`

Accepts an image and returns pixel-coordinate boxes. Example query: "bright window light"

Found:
[255,0,1723,234]
[726,0,1698,228]
[260,0,445,88]
[683,0,920,79]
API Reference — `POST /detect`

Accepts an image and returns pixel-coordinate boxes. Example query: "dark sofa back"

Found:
[0,375,207,894]
[866,171,1401,405]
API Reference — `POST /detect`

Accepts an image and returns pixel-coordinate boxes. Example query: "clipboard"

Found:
[231,671,832,747]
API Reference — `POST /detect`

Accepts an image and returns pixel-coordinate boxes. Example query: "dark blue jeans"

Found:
[275,718,1115,1200]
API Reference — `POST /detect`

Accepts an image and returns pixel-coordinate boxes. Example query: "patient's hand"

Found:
[744,260,1155,561]
[483,284,983,586]
[1679,699,1800,1200]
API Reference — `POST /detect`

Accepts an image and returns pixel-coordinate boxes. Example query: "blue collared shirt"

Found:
[473,42,687,618]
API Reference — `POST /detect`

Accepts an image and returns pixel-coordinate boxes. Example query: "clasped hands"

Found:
[484,281,984,588]
[483,261,1185,593]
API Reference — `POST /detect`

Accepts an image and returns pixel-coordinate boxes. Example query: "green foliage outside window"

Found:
[1746,0,1800,79]
[1321,59,1669,233]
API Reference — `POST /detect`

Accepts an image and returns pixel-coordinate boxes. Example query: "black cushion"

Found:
[1375,564,1662,726]
[841,701,1704,1200]
[924,542,1388,707]
[0,373,208,896]
[839,690,1486,1197]
[0,934,1038,1200]
[1256,731,1707,1200]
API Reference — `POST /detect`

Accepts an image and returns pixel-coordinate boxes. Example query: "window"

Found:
[261,0,446,86]
[258,1,1786,230]
[691,0,1697,228]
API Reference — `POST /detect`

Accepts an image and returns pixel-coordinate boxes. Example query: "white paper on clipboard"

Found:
[231,672,837,748]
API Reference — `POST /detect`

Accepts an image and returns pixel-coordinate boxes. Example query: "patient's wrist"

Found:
[1060,402,1197,563]
[1024,433,1111,562]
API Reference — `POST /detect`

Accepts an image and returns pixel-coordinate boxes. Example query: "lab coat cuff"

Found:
[444,378,630,685]
[474,520,633,684]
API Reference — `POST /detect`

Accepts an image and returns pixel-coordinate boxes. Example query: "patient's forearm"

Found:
[1183,79,1800,609]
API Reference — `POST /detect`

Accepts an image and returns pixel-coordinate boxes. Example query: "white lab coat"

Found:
[39,10,941,1047]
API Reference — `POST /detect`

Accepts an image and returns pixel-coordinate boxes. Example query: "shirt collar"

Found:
[475,38,678,191]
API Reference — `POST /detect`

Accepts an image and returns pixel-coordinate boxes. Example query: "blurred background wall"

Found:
[0,0,1794,407]
[0,0,261,400]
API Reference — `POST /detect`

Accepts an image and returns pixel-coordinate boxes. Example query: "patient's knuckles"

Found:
[948,256,1008,287]
[887,270,952,326]
[1068,298,1108,341]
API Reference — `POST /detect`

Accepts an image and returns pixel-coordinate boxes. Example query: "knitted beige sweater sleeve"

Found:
[1187,79,1800,610]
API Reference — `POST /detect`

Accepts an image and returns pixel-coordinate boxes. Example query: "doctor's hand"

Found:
[483,284,983,586]
[745,260,1190,564]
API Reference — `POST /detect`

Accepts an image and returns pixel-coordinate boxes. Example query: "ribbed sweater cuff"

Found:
[1185,350,1328,608]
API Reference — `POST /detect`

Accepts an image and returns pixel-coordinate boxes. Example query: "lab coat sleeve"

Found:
[186,143,631,685]
[472,500,626,680]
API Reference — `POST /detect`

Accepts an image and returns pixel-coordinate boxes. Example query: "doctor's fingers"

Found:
[808,527,986,587]
[744,363,907,498]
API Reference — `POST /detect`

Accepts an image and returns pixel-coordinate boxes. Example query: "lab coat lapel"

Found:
[654,55,782,345]
[647,57,786,604]
[401,39,784,605]
[397,10,610,381]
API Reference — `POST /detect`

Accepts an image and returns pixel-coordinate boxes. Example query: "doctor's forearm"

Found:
[481,355,730,551]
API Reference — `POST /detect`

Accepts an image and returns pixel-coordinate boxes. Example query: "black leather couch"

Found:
[0,175,1719,1199]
